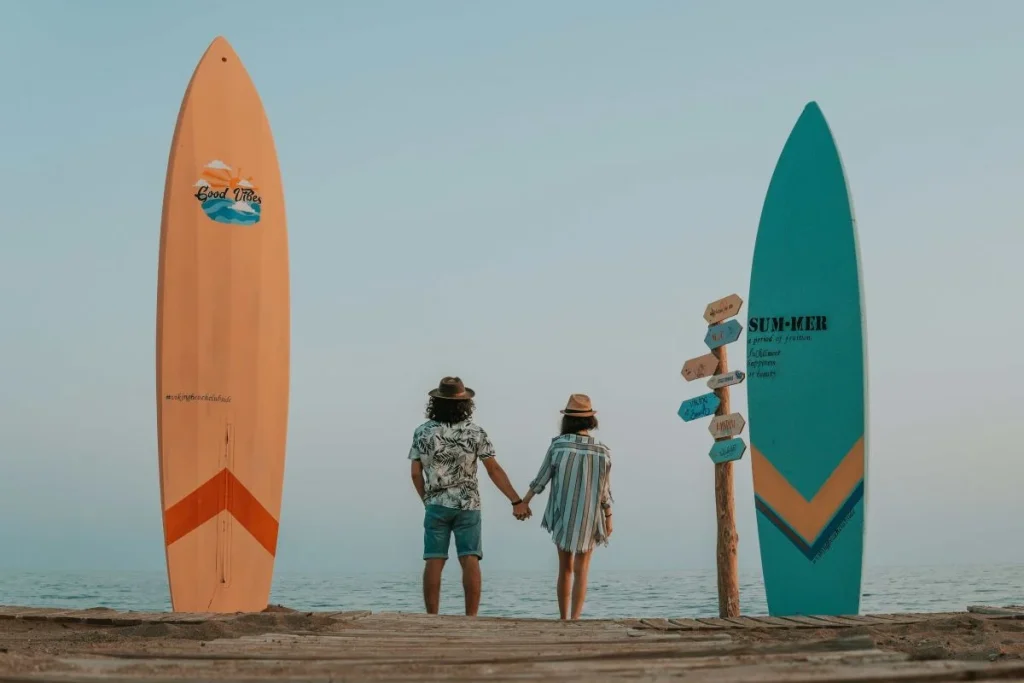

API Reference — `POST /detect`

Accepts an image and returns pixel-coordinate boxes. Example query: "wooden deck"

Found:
[0,605,1022,681]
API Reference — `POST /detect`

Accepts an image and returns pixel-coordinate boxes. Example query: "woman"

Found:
[521,393,613,620]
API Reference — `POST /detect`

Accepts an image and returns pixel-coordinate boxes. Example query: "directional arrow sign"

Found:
[707,370,746,390]
[709,437,746,464]
[704,294,744,325]
[681,353,719,382]
[708,413,746,439]
[678,392,721,422]
[705,319,743,350]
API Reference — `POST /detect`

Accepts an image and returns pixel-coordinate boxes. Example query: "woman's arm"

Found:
[522,443,557,506]
[599,458,613,514]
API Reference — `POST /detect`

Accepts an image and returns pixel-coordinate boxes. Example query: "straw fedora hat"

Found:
[428,376,476,400]
[560,393,596,417]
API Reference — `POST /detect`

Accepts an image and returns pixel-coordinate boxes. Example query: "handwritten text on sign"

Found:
[704,294,744,325]
[707,370,745,390]
[705,319,743,350]
[709,437,747,464]
[708,413,746,439]
[681,353,719,382]
[678,392,721,422]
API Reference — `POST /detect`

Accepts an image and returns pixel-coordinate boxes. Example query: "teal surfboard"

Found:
[747,102,867,616]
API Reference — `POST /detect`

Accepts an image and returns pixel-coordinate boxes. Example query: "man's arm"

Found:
[408,427,426,504]
[477,429,530,518]
[481,457,521,504]
[411,460,426,502]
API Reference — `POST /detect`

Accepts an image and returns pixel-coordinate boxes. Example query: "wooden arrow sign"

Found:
[707,370,746,390]
[681,353,719,382]
[708,413,746,439]
[705,319,743,350]
[709,437,746,464]
[704,294,744,325]
[678,392,721,422]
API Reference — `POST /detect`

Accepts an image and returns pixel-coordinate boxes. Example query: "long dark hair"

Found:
[560,415,598,435]
[426,397,475,425]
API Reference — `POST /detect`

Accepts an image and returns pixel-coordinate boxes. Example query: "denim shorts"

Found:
[423,504,482,560]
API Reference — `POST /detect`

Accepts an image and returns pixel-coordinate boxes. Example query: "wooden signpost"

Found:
[677,292,744,618]
[681,353,719,382]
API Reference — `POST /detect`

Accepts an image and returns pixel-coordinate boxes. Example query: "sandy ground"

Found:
[734,613,1024,662]
[0,608,1022,679]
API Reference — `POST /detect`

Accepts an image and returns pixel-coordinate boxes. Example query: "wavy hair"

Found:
[426,397,475,425]
[560,415,599,435]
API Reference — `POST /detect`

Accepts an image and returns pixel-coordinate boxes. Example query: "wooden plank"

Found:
[836,614,898,626]
[695,617,743,629]
[681,352,719,382]
[15,657,1024,683]
[323,610,371,621]
[792,615,858,627]
[84,614,147,626]
[639,618,683,630]
[667,618,710,630]
[773,615,837,628]
[51,610,168,624]
[709,437,746,464]
[8,610,67,622]
[723,616,786,629]
[704,293,744,325]
[807,615,871,627]
[615,618,647,629]
[968,604,1024,616]
[865,612,931,624]
[19,609,77,622]
[746,616,807,628]
[0,605,25,620]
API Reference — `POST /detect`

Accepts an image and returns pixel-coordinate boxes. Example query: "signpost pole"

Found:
[683,292,745,617]
[710,342,740,618]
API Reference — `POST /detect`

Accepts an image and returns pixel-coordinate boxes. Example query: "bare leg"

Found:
[423,558,446,614]
[570,550,593,620]
[556,548,573,620]
[458,555,482,616]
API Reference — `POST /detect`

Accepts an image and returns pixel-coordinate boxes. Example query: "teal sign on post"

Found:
[678,393,720,422]
[705,320,742,350]
[709,437,747,464]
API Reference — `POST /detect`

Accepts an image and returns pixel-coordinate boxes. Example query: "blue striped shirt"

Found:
[529,434,613,553]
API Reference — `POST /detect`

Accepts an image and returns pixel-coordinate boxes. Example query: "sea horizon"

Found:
[2,564,1020,620]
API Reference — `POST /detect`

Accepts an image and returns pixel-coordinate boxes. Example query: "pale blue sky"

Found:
[1,1,1022,575]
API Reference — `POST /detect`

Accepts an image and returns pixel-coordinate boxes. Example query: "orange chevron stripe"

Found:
[163,468,279,555]
[751,437,864,544]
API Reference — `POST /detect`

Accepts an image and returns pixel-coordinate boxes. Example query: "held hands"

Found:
[512,501,532,521]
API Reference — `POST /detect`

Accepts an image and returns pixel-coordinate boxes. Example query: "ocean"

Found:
[1,565,1020,619]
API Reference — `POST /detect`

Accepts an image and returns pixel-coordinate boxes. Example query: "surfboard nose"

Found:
[201,36,239,64]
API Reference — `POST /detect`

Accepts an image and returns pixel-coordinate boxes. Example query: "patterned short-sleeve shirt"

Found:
[408,420,495,510]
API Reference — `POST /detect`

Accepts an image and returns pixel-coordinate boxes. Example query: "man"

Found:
[409,376,530,616]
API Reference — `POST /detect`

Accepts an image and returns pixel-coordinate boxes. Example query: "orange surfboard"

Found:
[156,36,289,613]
